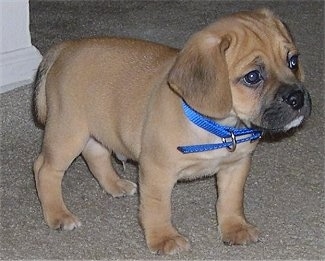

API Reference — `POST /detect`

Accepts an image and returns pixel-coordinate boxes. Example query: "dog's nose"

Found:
[284,90,304,110]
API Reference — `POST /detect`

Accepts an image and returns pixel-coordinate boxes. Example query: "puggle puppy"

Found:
[33,8,311,255]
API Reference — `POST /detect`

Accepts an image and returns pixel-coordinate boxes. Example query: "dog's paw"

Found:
[148,233,190,255]
[219,219,259,245]
[111,179,137,197]
[45,210,81,231]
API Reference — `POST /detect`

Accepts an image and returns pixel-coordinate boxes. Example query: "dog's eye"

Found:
[243,70,263,86]
[288,55,299,70]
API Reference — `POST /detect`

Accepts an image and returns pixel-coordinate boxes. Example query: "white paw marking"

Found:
[62,220,81,231]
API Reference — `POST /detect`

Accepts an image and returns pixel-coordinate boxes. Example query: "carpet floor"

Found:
[1,1,324,259]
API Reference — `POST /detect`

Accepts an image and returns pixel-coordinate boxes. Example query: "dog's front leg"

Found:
[216,156,259,245]
[139,163,190,255]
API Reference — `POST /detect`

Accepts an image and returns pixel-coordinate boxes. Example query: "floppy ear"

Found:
[168,32,232,119]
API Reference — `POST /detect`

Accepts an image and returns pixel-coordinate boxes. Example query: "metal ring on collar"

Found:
[222,131,237,152]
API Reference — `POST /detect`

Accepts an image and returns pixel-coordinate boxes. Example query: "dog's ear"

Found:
[168,32,232,119]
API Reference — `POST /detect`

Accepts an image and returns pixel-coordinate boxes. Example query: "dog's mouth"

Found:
[250,115,306,133]
[249,105,311,134]
[249,84,312,134]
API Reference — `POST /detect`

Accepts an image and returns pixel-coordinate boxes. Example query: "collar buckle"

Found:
[222,131,237,152]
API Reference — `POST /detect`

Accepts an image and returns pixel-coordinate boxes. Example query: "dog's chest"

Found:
[177,142,255,180]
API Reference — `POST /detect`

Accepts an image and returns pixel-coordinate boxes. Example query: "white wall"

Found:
[0,0,42,93]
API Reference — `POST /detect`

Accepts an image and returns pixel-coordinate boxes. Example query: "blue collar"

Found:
[177,101,262,154]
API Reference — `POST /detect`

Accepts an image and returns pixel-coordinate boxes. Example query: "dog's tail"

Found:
[33,43,66,125]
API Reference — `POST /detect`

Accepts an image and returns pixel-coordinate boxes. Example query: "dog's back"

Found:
[33,37,178,159]
[34,38,177,126]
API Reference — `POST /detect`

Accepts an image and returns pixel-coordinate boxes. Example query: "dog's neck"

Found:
[216,113,241,128]
[177,100,262,154]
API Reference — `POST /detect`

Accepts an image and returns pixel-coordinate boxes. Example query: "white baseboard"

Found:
[0,46,42,94]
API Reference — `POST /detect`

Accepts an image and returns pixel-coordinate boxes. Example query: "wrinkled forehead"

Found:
[232,9,293,41]
[222,11,298,69]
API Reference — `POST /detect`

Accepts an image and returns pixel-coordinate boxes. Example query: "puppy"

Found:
[33,8,311,255]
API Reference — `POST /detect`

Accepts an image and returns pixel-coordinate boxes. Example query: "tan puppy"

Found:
[33,9,311,255]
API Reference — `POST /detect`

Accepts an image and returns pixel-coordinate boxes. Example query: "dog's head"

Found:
[168,8,311,133]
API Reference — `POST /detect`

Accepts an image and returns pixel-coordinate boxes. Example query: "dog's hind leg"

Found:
[34,120,88,230]
[82,138,137,197]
